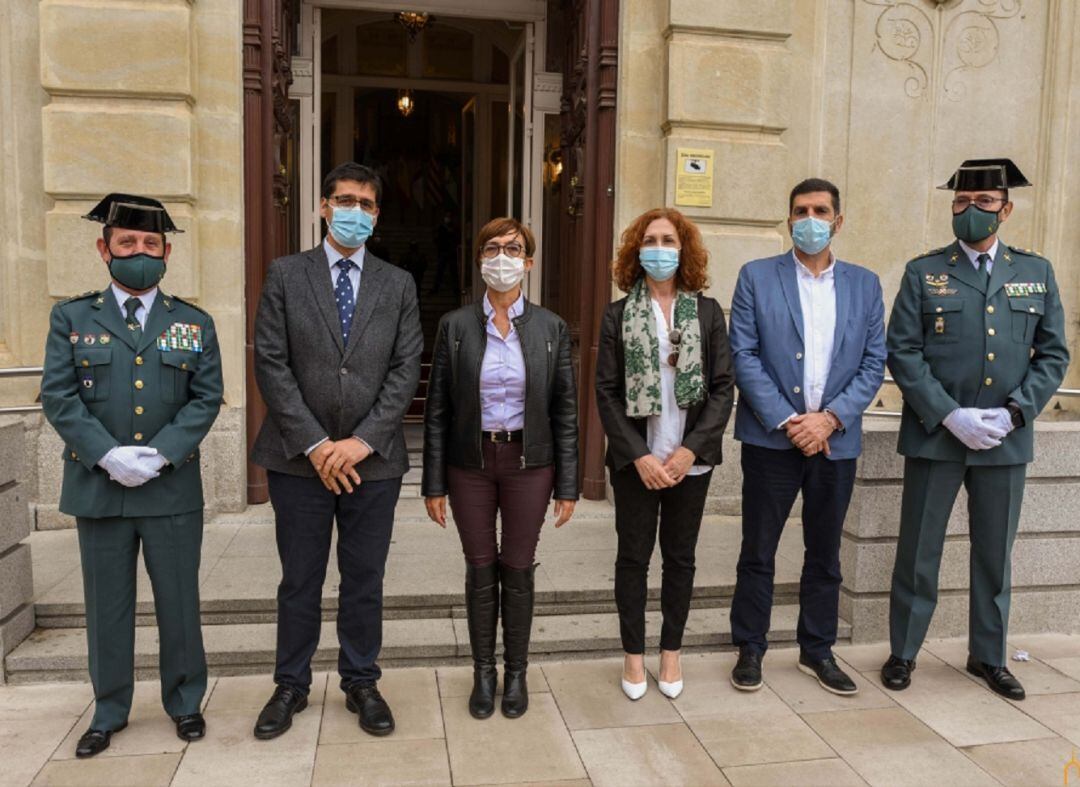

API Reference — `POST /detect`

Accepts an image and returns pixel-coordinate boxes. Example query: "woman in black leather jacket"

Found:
[422,217,579,721]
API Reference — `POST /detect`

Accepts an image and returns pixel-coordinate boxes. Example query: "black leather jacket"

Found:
[422,298,579,500]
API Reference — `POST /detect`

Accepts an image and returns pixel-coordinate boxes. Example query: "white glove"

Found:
[98,446,162,487]
[942,408,1008,451]
[980,407,1014,436]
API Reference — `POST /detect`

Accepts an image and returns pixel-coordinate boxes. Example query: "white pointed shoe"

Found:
[621,678,648,700]
[657,678,683,699]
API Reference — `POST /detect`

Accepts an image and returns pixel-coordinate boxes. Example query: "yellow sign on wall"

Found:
[674,148,714,208]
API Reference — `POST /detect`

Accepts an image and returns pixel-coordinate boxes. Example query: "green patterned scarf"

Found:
[622,278,705,418]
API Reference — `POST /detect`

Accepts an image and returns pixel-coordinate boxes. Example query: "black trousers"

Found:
[268,470,402,692]
[730,443,856,661]
[611,465,713,653]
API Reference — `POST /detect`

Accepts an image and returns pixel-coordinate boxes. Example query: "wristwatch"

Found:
[1006,401,1025,429]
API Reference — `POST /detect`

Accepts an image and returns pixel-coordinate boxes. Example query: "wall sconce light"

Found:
[397,89,416,117]
[395,11,433,42]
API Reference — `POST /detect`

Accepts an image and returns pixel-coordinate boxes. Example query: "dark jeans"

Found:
[611,465,713,653]
[730,443,856,661]
[447,441,555,569]
[267,470,402,692]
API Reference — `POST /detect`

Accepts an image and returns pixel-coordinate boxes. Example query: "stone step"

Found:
[4,603,851,683]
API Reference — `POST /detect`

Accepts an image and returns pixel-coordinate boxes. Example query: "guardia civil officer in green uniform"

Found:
[40,195,223,757]
[881,160,1069,699]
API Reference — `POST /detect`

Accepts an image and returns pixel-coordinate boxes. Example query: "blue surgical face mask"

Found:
[328,206,375,248]
[639,246,680,281]
[791,216,834,255]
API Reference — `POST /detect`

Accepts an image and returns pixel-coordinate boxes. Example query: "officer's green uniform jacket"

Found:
[40,287,224,517]
[887,240,1069,465]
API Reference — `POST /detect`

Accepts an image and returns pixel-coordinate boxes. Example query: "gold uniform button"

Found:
[935,306,943,313]
[70,451,77,460]
[984,378,993,386]
[81,360,89,367]
[135,356,144,366]
[1029,306,1036,313]
[181,362,188,370]
[134,380,144,390]
[987,352,995,361]
[135,406,144,415]
[988,328,996,336]
[134,432,144,441]
[987,305,995,314]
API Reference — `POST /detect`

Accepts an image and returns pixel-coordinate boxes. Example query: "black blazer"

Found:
[595,292,735,471]
[422,299,579,500]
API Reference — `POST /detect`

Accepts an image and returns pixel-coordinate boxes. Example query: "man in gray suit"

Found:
[251,162,422,739]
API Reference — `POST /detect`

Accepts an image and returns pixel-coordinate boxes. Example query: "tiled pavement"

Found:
[4,635,1080,786]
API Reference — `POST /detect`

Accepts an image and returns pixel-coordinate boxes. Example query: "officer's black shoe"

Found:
[465,562,500,719]
[966,657,1026,701]
[254,685,308,740]
[173,713,206,741]
[798,653,858,695]
[731,648,763,691]
[500,563,536,719]
[346,684,395,736]
[75,722,126,758]
[880,655,916,691]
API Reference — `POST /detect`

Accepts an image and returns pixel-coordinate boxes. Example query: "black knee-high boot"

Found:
[465,562,499,719]
[499,562,536,718]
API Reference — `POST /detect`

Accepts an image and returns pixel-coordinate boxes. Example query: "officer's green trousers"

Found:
[76,511,206,730]
[888,458,1026,666]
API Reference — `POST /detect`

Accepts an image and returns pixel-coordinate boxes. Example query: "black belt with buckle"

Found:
[486,429,523,444]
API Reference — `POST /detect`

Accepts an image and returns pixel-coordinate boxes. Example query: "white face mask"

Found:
[481,253,526,292]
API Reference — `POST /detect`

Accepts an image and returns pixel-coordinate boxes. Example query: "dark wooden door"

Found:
[243,0,298,504]
[559,0,619,500]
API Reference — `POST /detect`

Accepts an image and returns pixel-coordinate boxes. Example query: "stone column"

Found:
[0,417,34,683]
[841,419,1080,643]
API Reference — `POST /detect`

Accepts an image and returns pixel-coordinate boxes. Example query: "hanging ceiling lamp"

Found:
[395,11,433,42]
[397,89,416,117]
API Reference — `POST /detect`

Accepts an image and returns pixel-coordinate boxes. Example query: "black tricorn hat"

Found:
[82,193,184,233]
[938,158,1032,191]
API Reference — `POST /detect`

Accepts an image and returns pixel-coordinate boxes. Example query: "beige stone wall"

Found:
[616,0,1080,406]
[0,0,247,514]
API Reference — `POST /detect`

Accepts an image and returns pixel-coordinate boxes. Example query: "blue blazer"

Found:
[729,252,886,460]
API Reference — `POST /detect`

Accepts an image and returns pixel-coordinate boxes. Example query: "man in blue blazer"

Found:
[728,178,886,695]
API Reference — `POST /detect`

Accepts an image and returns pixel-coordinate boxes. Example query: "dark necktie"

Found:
[335,259,356,345]
[124,297,142,343]
[977,253,992,283]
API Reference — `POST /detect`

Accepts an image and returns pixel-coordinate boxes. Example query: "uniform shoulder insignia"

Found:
[911,246,946,261]
[167,293,210,316]
[59,289,101,305]
[1007,244,1048,261]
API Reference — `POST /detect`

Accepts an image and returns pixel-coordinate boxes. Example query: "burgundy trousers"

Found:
[447,441,555,569]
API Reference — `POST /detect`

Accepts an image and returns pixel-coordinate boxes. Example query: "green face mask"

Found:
[952,205,1000,244]
[108,252,166,291]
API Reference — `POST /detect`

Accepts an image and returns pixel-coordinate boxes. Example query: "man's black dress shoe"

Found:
[966,657,1026,700]
[173,713,206,741]
[345,684,395,736]
[254,685,309,740]
[731,648,763,691]
[880,655,916,691]
[798,653,858,695]
[75,722,126,758]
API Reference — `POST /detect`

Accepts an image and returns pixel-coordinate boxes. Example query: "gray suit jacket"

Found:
[252,244,423,480]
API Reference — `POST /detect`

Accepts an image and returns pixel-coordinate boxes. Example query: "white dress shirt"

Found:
[323,236,365,297]
[646,298,711,476]
[480,292,527,431]
[958,238,998,274]
[110,283,158,329]
[793,251,837,415]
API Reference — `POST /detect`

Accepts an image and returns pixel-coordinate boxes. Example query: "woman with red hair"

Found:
[595,207,735,700]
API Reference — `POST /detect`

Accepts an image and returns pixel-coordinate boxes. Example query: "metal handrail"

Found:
[0,366,43,415]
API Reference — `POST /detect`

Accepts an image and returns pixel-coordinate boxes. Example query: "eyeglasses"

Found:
[329,195,378,211]
[481,242,526,259]
[667,328,682,367]
[952,195,1006,213]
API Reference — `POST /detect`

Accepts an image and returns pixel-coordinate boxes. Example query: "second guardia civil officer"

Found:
[881,159,1069,699]
[40,195,223,756]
